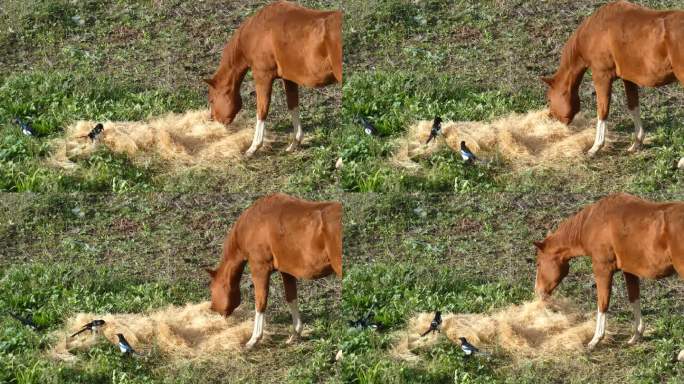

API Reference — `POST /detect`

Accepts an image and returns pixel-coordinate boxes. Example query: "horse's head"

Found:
[204,78,242,125]
[533,237,571,299]
[206,268,241,316]
[542,76,580,125]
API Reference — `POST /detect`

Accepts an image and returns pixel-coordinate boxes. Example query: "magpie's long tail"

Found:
[71,327,88,338]
[426,135,435,145]
[420,328,432,337]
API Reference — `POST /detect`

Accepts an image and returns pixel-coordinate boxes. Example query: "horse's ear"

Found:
[205,268,217,278]
[541,76,554,86]
[533,241,546,251]
[203,78,216,88]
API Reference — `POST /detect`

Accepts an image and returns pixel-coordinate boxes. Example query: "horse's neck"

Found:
[217,229,245,284]
[215,37,249,90]
[554,207,591,258]
[556,35,587,94]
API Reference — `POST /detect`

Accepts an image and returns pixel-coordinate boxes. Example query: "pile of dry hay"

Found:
[392,297,595,361]
[49,110,264,169]
[50,301,259,362]
[392,109,599,169]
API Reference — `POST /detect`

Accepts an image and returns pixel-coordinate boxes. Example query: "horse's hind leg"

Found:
[623,80,645,152]
[281,272,303,343]
[588,73,614,157]
[245,266,272,349]
[623,271,645,344]
[246,75,274,157]
[283,80,302,152]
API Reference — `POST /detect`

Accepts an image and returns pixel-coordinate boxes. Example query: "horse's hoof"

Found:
[627,143,641,153]
[586,149,599,158]
[245,148,257,158]
[587,340,600,350]
[285,143,299,152]
[627,335,640,345]
[245,340,258,350]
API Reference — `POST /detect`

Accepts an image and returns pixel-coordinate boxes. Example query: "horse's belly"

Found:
[643,265,675,279]
[280,263,333,280]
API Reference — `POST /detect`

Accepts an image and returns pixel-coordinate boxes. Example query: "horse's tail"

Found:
[324,11,343,83]
[322,202,343,278]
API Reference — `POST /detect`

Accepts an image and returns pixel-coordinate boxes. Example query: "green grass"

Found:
[0,193,343,384]
[1,0,681,194]
[2,191,684,383]
[2,0,684,382]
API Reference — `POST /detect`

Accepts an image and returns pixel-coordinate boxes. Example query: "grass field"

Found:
[3,191,684,383]
[1,0,683,383]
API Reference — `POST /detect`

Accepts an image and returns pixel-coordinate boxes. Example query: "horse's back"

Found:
[239,193,342,279]
[579,1,684,85]
[241,2,342,87]
[592,194,684,278]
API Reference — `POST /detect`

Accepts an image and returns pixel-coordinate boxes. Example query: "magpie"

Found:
[459,337,480,356]
[348,310,379,331]
[7,311,44,331]
[116,333,137,355]
[358,117,377,136]
[420,310,442,337]
[71,319,106,338]
[78,123,104,141]
[426,116,443,144]
[460,141,478,163]
[13,118,36,136]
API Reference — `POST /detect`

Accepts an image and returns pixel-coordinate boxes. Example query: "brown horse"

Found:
[205,1,343,157]
[543,1,684,157]
[206,193,343,349]
[534,193,684,350]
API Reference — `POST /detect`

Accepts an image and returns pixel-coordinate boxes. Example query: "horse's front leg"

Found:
[283,80,302,152]
[588,73,614,157]
[624,80,645,152]
[245,76,274,157]
[281,272,303,343]
[623,271,645,344]
[588,269,614,350]
[245,266,272,349]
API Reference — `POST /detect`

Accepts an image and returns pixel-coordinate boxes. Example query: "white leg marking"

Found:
[245,119,265,157]
[245,310,264,349]
[587,310,606,350]
[588,119,607,157]
[627,299,645,345]
[627,106,644,152]
[678,349,684,362]
[289,299,303,334]
[286,107,302,152]
[678,157,684,170]
[286,299,303,344]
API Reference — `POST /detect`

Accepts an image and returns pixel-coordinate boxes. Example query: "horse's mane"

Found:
[217,28,244,75]
[558,26,581,72]
[553,203,592,247]
[217,220,243,277]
